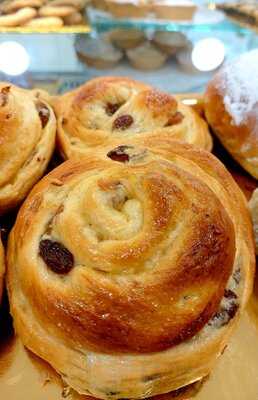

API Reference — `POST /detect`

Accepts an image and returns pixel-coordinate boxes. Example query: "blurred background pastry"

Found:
[205,49,258,179]
[151,0,196,21]
[0,7,37,26]
[108,28,145,49]
[126,41,167,70]
[175,41,199,73]
[24,15,64,26]
[153,31,188,55]
[0,0,86,27]
[107,0,150,19]
[75,34,123,68]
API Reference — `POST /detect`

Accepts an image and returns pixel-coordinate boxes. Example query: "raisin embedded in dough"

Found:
[39,239,74,274]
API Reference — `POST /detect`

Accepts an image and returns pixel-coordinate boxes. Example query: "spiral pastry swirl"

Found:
[7,137,254,398]
[0,83,56,214]
[53,76,212,159]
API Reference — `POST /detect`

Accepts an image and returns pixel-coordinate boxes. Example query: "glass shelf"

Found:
[87,6,254,33]
[0,6,256,95]
[0,25,90,34]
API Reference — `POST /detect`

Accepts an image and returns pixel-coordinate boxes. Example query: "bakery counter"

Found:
[1,19,257,94]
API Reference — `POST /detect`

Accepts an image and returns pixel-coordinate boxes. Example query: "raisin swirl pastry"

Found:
[0,83,56,215]
[53,76,212,159]
[7,137,254,398]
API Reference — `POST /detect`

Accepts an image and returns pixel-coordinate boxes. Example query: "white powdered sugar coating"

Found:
[219,49,258,126]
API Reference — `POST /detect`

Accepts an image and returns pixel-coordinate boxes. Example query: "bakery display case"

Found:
[0,15,256,94]
[0,0,256,93]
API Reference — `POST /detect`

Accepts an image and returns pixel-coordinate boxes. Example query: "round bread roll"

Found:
[24,16,64,27]
[63,11,83,24]
[108,29,145,50]
[38,4,76,17]
[53,76,212,159]
[0,83,56,215]
[75,36,123,70]
[7,137,255,398]
[153,31,188,55]
[0,236,4,304]
[0,7,37,26]
[0,0,43,13]
[204,49,258,179]
[126,42,167,70]
[49,0,85,9]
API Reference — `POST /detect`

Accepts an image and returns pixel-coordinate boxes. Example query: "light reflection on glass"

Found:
[0,41,30,76]
[192,38,225,72]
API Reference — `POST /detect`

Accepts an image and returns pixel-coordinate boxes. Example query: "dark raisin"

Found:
[0,86,10,107]
[105,103,120,116]
[113,114,133,130]
[224,289,237,299]
[36,101,50,128]
[39,239,74,274]
[107,145,132,163]
[209,303,239,328]
[165,111,184,127]
[104,391,120,396]
[233,268,241,285]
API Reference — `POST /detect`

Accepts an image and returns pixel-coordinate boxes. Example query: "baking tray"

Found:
[0,93,257,400]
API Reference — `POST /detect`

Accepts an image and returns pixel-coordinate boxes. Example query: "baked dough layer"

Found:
[7,138,254,398]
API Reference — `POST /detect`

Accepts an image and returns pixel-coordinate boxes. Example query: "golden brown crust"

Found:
[52,76,212,159]
[204,58,258,179]
[0,82,56,215]
[38,4,77,16]
[0,7,37,26]
[249,188,258,254]
[0,0,43,13]
[7,137,254,398]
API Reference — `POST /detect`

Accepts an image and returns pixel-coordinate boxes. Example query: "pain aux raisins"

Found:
[107,145,132,163]
[113,114,133,130]
[36,101,50,128]
[39,239,74,274]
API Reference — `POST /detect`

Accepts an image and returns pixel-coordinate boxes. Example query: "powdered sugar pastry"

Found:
[219,49,258,126]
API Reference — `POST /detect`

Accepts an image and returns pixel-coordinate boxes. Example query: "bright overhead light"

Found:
[0,41,30,76]
[182,98,198,106]
[191,38,225,72]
